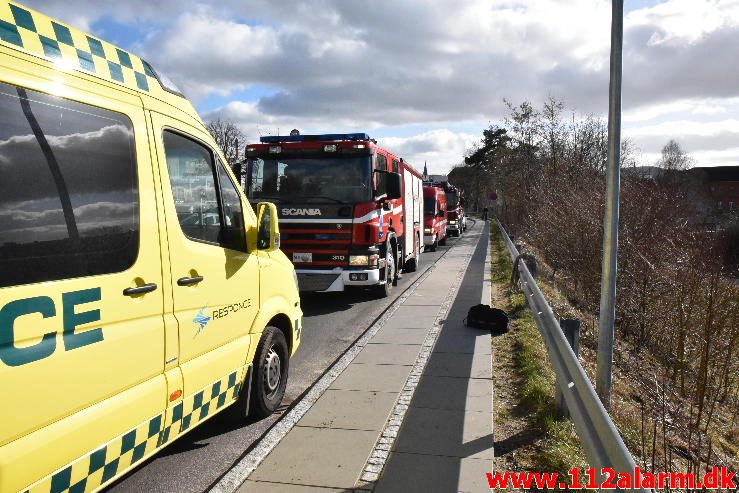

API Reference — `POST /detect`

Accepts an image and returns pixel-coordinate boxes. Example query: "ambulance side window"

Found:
[163,131,245,251]
[217,161,246,252]
[0,82,138,289]
[163,131,221,245]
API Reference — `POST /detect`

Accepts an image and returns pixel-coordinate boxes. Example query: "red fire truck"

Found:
[423,185,447,251]
[441,182,466,236]
[245,133,424,296]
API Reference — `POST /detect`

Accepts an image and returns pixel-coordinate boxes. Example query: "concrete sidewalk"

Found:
[240,221,493,492]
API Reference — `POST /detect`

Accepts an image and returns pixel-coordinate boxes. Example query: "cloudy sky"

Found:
[25,0,739,173]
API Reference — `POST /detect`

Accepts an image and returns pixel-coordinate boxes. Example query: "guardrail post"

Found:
[556,318,581,419]
[523,255,537,279]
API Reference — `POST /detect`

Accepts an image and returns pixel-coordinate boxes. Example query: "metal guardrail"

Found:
[497,220,647,491]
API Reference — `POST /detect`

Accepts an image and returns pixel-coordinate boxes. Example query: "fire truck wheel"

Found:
[249,326,289,419]
[375,245,395,298]
[404,235,420,272]
[439,235,447,246]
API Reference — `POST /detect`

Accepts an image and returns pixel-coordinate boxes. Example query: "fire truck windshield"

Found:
[445,191,459,208]
[247,156,372,204]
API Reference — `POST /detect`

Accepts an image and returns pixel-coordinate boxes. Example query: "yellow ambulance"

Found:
[0,2,302,491]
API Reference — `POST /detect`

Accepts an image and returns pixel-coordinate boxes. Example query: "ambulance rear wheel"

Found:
[250,326,289,418]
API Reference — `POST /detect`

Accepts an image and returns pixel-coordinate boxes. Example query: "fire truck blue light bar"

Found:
[260,133,370,143]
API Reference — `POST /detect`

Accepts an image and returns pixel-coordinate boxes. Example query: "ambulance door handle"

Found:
[123,283,158,296]
[177,276,204,286]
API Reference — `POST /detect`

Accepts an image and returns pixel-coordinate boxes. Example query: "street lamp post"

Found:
[596,0,624,409]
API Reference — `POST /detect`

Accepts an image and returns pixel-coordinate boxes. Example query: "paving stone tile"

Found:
[370,327,430,345]
[380,305,439,329]
[329,363,412,393]
[353,343,421,365]
[375,452,494,493]
[410,375,492,412]
[392,407,494,459]
[238,481,344,492]
[249,427,378,488]
[422,351,492,379]
[432,323,492,354]
[298,389,399,431]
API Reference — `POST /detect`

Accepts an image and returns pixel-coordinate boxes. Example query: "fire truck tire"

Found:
[439,235,447,246]
[249,326,290,419]
[404,234,420,272]
[375,243,396,298]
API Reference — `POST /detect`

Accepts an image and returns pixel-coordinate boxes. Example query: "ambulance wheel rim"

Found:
[264,346,281,396]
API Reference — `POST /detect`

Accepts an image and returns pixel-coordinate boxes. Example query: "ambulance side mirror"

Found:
[256,202,280,251]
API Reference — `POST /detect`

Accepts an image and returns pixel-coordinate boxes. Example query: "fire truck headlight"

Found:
[449,220,457,225]
[424,228,432,234]
[350,255,369,266]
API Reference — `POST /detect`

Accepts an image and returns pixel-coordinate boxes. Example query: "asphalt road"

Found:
[108,233,463,493]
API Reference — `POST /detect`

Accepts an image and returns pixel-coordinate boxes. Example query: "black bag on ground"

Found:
[464,304,508,333]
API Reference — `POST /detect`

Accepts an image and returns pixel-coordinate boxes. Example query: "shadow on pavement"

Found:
[375,221,494,493]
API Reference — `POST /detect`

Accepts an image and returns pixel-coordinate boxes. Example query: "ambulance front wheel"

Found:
[250,326,289,419]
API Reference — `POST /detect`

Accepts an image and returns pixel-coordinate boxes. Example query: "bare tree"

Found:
[205,118,246,176]
[658,139,693,171]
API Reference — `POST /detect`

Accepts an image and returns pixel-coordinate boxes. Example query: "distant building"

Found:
[628,165,738,271]
[685,166,739,270]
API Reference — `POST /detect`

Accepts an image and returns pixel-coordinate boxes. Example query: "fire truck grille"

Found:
[280,223,350,231]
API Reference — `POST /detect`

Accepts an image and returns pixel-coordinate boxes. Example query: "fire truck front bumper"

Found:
[296,268,382,292]
[423,233,437,246]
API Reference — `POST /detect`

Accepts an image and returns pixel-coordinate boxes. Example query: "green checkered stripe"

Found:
[23,370,243,493]
[0,1,160,94]
[168,370,241,441]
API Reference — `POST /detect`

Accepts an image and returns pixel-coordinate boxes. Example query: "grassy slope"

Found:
[490,223,589,488]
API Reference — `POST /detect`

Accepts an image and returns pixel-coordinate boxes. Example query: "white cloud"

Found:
[626,0,739,46]
[379,130,479,174]
[21,0,739,168]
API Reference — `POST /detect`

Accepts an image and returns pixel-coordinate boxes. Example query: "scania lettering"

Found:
[0,3,302,491]
[282,208,323,216]
[246,133,424,296]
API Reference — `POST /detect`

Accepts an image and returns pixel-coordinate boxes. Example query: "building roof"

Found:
[696,166,739,182]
